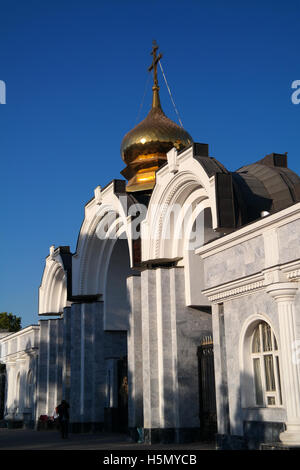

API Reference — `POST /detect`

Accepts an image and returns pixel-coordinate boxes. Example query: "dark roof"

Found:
[190,146,300,232]
[235,153,300,225]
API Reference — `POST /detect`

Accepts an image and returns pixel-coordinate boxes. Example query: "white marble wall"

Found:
[141,267,212,433]
[204,235,265,289]
[67,301,127,427]
[219,293,285,436]
[127,275,143,428]
[278,219,300,264]
[36,319,63,418]
[199,210,300,445]
[69,302,104,424]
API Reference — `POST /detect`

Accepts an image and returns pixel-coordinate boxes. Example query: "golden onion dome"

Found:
[120,41,193,192]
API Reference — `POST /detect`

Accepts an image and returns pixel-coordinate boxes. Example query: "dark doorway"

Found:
[117,356,128,432]
[198,337,217,439]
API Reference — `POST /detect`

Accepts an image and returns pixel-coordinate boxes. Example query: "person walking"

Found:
[56,400,70,439]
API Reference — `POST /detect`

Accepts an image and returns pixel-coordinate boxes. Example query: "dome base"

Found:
[125,166,158,192]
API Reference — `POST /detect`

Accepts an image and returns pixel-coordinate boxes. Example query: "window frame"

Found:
[251,321,283,408]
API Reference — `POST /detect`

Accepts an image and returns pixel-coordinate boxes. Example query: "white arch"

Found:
[141,146,219,262]
[239,313,280,372]
[72,182,134,296]
[39,253,68,316]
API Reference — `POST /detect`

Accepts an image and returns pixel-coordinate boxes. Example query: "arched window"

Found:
[251,321,282,407]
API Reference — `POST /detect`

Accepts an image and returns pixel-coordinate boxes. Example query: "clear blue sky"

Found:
[1,0,300,328]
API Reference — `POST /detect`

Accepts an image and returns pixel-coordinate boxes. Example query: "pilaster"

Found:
[127,275,143,428]
[266,282,300,445]
[69,302,105,431]
[141,267,211,443]
[212,303,230,436]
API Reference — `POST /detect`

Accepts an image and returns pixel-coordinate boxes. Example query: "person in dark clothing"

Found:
[56,400,70,439]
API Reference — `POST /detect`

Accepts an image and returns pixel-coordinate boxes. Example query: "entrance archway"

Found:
[103,237,137,432]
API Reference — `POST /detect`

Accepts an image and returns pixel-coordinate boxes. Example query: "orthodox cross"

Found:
[148,40,163,88]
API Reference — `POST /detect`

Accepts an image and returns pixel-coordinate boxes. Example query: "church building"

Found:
[1,42,300,449]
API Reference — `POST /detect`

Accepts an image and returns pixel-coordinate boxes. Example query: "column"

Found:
[16,357,26,418]
[141,269,160,441]
[92,301,105,428]
[141,267,208,443]
[36,319,63,420]
[69,302,105,431]
[62,307,71,404]
[47,319,61,416]
[211,303,230,436]
[4,362,16,419]
[69,303,81,426]
[36,320,48,419]
[127,275,143,429]
[266,282,300,445]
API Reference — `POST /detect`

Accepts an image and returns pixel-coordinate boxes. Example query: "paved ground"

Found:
[0,428,216,450]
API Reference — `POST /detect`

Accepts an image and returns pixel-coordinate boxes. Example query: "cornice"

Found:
[202,273,265,303]
[196,202,300,259]
[202,264,300,303]
[287,269,300,281]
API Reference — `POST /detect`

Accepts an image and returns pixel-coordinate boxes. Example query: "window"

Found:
[251,322,282,407]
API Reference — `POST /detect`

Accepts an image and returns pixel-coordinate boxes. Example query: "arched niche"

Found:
[183,205,220,307]
[103,238,136,331]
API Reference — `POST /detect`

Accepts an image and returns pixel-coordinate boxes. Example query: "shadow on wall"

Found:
[217,370,286,450]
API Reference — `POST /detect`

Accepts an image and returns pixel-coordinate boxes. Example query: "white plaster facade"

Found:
[0,326,39,426]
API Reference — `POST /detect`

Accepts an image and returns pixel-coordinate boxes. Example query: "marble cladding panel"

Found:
[103,331,127,359]
[47,320,58,415]
[176,306,212,428]
[70,304,81,422]
[204,236,265,289]
[56,319,63,405]
[141,269,160,428]
[278,219,300,264]
[92,302,105,423]
[62,307,71,403]
[36,321,49,416]
[83,304,96,422]
[221,291,282,435]
[127,276,143,428]
[173,268,212,428]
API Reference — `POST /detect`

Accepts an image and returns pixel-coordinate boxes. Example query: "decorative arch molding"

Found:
[72,180,134,296]
[38,247,70,316]
[141,145,220,262]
